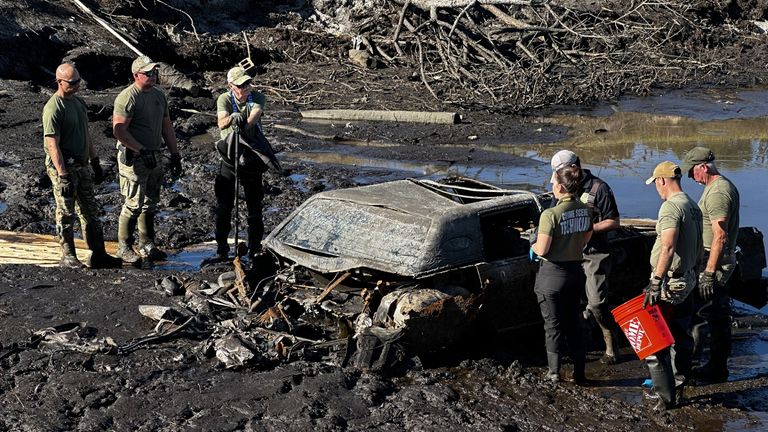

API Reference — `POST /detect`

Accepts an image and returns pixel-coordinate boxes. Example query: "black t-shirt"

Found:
[550,168,620,252]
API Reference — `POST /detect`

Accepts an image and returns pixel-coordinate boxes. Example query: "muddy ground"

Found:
[2,0,768,430]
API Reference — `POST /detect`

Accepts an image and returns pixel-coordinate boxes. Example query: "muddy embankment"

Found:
[2,0,768,431]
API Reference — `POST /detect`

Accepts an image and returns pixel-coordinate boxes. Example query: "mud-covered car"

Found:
[264,177,765,357]
[263,178,642,349]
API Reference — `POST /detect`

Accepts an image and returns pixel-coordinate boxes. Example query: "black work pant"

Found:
[535,260,585,357]
[645,294,694,407]
[214,162,264,253]
[691,252,733,373]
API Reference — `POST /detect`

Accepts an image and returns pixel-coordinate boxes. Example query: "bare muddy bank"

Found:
[1,266,767,431]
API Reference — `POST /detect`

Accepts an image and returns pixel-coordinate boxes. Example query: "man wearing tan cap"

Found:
[642,161,703,411]
[213,66,267,260]
[550,150,622,365]
[682,146,740,383]
[113,55,183,264]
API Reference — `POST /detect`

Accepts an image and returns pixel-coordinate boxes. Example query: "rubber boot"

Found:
[137,213,167,261]
[572,349,587,384]
[646,350,676,411]
[592,305,619,365]
[58,226,84,269]
[83,223,122,269]
[546,352,561,383]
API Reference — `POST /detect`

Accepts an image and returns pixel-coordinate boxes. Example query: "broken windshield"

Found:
[273,198,431,270]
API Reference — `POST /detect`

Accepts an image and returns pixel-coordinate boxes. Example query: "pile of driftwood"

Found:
[346,0,732,108]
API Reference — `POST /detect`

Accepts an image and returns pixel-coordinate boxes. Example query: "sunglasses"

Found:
[58,78,82,86]
[138,69,158,77]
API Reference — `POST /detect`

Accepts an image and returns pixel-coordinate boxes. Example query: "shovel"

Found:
[237,31,255,71]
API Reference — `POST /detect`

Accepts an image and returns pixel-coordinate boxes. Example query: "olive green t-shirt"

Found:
[538,197,592,262]
[42,95,89,162]
[113,85,169,151]
[650,191,703,275]
[699,176,740,253]
[216,90,266,140]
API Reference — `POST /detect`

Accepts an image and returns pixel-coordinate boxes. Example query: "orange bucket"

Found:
[611,294,675,360]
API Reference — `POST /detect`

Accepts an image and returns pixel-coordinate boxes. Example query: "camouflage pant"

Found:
[46,161,101,238]
[117,147,163,243]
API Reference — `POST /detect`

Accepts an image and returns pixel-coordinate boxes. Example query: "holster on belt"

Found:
[118,145,135,167]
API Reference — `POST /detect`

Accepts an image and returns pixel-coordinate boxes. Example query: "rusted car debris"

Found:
[36,177,761,371]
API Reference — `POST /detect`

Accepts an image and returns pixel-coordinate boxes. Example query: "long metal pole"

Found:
[233,127,240,258]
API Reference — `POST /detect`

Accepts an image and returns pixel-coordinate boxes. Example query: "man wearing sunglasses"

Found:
[213,66,267,260]
[42,63,122,269]
[113,55,183,264]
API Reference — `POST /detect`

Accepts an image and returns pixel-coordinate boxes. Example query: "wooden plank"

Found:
[0,230,118,266]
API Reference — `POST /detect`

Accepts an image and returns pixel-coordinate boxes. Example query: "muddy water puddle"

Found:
[288,88,768,242]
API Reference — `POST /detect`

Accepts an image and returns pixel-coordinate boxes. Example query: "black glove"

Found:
[699,271,716,301]
[59,173,73,198]
[90,157,104,184]
[169,153,182,178]
[139,148,157,169]
[642,276,665,309]
[230,112,246,128]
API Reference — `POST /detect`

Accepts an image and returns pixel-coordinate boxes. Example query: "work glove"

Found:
[699,271,716,301]
[139,148,157,169]
[169,153,183,178]
[230,112,246,128]
[528,228,538,246]
[642,276,666,309]
[529,246,540,263]
[90,157,104,184]
[59,173,73,198]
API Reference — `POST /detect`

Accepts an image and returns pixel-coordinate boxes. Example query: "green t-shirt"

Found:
[42,95,89,162]
[216,90,267,140]
[113,84,170,151]
[699,176,740,253]
[650,192,703,275]
[537,197,592,262]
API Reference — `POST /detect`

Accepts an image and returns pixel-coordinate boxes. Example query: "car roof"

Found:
[264,178,541,277]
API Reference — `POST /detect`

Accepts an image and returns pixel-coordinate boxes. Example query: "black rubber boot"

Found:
[58,227,84,269]
[646,351,676,410]
[572,349,587,384]
[546,352,561,383]
[84,223,122,269]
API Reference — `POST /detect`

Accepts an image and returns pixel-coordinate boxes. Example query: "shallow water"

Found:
[290,88,768,258]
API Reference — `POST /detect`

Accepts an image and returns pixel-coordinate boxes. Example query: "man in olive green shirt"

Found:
[682,146,740,383]
[113,55,183,263]
[643,161,703,411]
[213,66,267,259]
[42,63,121,269]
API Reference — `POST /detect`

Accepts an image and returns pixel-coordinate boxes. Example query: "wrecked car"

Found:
[264,177,766,361]
[263,178,623,353]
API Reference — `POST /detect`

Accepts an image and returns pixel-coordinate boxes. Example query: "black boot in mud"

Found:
[58,227,84,269]
[84,223,122,269]
[546,352,561,383]
[138,241,168,261]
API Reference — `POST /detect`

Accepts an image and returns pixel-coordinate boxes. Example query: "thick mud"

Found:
[2,0,768,430]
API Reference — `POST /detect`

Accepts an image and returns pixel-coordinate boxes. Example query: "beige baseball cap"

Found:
[645,161,682,185]
[131,55,159,74]
[227,66,252,86]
